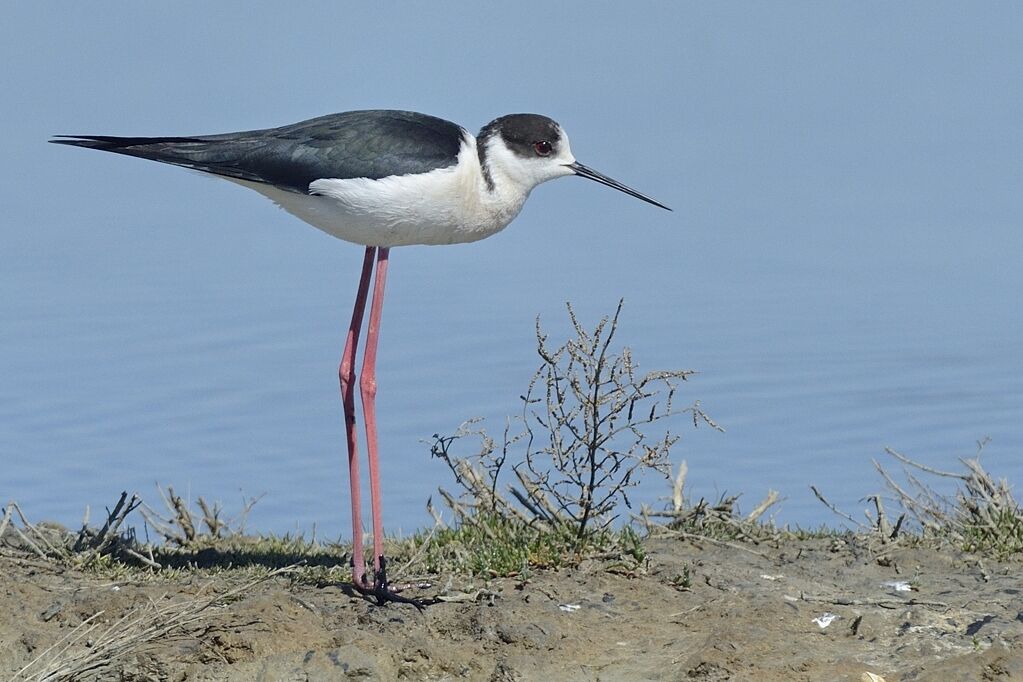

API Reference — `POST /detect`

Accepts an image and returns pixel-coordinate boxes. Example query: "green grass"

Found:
[959,505,1023,559]
[402,513,647,578]
[77,533,348,584]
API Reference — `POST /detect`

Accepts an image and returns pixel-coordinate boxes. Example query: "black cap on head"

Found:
[478,114,563,159]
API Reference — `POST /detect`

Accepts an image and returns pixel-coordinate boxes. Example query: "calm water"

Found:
[3,193,1021,537]
[2,3,1021,539]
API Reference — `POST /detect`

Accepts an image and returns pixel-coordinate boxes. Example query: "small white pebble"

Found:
[558,603,581,612]
[759,574,785,581]
[111,586,120,592]
[881,580,912,592]
[813,612,838,629]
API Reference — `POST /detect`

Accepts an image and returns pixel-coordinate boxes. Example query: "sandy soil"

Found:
[2,534,1021,681]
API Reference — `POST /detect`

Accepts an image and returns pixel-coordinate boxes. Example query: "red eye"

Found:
[534,140,552,156]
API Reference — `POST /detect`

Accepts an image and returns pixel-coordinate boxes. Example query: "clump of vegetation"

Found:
[814,438,1023,559]
[0,489,347,586]
[140,484,262,548]
[133,487,343,579]
[878,439,1023,558]
[425,300,717,575]
[639,460,783,548]
[1,492,150,569]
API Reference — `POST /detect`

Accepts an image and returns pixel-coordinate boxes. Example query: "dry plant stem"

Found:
[438,489,472,522]
[197,498,224,537]
[142,485,260,547]
[865,495,892,539]
[672,460,688,514]
[426,497,446,528]
[0,502,13,543]
[658,527,770,559]
[395,519,442,578]
[810,485,864,529]
[96,492,141,549]
[73,491,142,554]
[795,593,950,610]
[512,468,562,525]
[169,487,196,543]
[884,447,964,479]
[641,488,782,548]
[224,493,263,535]
[8,502,66,560]
[140,484,194,546]
[746,490,780,523]
[122,546,163,569]
[11,525,50,561]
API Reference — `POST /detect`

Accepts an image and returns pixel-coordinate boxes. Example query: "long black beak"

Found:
[568,162,671,211]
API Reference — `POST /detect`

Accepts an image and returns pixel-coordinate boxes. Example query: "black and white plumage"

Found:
[52,109,669,247]
[52,109,668,605]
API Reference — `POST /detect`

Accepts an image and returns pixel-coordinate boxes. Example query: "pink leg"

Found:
[339,246,376,587]
[360,247,389,584]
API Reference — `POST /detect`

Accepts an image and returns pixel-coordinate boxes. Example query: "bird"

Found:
[51,109,670,605]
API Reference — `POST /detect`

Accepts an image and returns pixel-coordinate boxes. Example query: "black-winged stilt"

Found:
[52,110,669,604]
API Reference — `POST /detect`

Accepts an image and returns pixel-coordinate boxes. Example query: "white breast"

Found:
[228,134,530,248]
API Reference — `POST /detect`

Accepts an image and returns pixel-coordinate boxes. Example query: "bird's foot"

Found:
[349,556,435,610]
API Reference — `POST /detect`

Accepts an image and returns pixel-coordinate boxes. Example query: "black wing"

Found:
[50,110,467,193]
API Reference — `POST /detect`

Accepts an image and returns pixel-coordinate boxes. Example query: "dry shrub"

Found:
[430,301,718,550]
[814,438,1023,559]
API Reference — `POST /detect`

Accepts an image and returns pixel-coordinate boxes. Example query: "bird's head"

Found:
[476,113,670,210]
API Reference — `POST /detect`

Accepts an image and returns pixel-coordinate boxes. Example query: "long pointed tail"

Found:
[49,134,270,185]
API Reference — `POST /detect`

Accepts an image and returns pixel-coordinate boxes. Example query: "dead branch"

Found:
[810,486,863,529]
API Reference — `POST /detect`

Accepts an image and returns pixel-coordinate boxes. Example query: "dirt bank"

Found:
[2,533,1021,681]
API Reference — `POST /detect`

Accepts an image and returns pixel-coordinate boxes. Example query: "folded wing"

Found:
[51,110,466,194]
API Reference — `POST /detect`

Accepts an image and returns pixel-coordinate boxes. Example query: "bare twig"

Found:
[0,502,13,543]
[795,592,950,610]
[865,495,891,540]
[747,490,781,523]
[73,492,142,555]
[657,527,770,559]
[810,486,863,529]
[884,447,965,479]
[673,461,688,514]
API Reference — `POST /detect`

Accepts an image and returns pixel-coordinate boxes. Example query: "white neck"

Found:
[477,133,577,214]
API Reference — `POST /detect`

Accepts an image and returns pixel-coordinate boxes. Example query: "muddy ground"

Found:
[2,533,1021,681]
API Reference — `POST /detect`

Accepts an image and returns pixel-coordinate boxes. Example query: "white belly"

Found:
[228,144,528,248]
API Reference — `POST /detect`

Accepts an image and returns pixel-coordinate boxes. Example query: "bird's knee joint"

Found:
[339,360,356,383]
